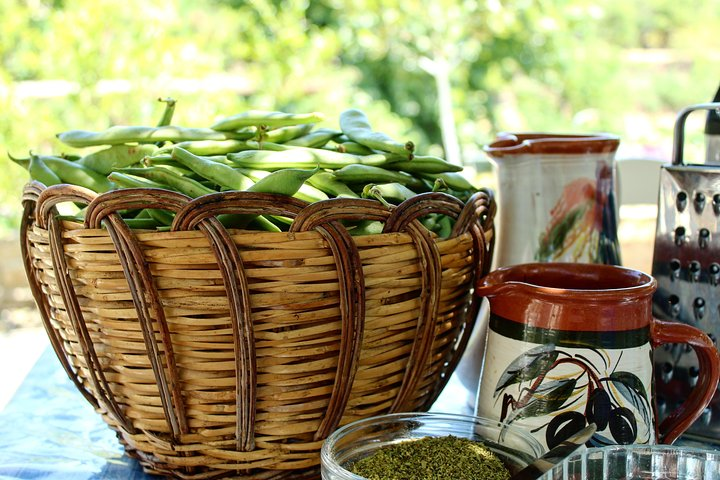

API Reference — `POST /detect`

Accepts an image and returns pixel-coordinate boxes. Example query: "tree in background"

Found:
[1,0,718,233]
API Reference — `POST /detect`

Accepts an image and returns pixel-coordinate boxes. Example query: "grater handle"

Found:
[673,102,720,165]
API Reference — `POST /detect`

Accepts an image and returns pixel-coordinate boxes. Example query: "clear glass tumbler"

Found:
[541,444,720,480]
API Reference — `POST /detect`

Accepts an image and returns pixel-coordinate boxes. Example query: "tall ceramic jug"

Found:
[484,133,622,268]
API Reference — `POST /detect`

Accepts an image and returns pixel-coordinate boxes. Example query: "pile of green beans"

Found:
[10,99,478,237]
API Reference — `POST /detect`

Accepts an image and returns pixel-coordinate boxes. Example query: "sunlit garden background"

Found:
[1,0,719,235]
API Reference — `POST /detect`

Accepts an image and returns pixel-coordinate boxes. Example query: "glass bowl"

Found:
[540,444,720,480]
[320,412,544,479]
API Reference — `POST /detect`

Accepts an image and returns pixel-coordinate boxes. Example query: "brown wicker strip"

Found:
[382,193,463,412]
[43,189,137,434]
[21,182,100,409]
[20,183,496,478]
[290,199,392,440]
[87,189,193,440]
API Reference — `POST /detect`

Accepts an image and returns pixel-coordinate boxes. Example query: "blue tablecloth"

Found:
[0,345,473,479]
[0,347,157,479]
[5,344,714,479]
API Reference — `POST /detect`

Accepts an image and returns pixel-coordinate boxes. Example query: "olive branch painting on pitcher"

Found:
[495,343,652,448]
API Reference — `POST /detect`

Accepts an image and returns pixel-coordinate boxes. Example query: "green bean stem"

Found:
[156,97,177,127]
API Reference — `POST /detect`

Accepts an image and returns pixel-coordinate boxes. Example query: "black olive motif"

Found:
[584,388,611,431]
[546,411,586,449]
[609,407,637,444]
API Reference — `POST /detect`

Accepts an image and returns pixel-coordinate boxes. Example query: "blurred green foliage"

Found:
[1,0,718,237]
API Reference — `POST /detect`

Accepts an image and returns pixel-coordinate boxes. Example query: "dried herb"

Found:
[350,435,511,480]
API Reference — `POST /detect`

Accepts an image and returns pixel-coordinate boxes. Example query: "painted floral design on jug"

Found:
[494,344,652,448]
[483,133,621,267]
[475,262,720,450]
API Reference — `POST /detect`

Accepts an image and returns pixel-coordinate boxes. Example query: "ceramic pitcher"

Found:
[484,133,621,268]
[474,263,720,450]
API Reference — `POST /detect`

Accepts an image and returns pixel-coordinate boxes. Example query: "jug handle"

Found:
[651,318,720,444]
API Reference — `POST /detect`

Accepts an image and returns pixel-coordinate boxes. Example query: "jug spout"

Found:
[474,268,520,299]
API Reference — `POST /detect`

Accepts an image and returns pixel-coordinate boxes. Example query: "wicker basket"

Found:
[20,181,495,479]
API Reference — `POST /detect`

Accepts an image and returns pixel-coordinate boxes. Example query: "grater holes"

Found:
[689,260,701,282]
[694,192,706,213]
[669,258,681,280]
[710,263,720,286]
[693,297,706,320]
[668,294,681,318]
[677,191,688,212]
[699,228,711,249]
[674,226,686,246]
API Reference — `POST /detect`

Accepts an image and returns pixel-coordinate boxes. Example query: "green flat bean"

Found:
[333,164,425,191]
[108,172,169,189]
[436,215,454,239]
[243,141,291,151]
[419,171,475,191]
[348,220,384,236]
[29,153,62,186]
[156,139,253,156]
[211,110,325,131]
[118,167,215,198]
[331,141,375,155]
[77,144,158,174]
[152,162,196,178]
[217,213,282,232]
[339,108,414,158]
[125,218,165,229]
[260,123,314,144]
[361,182,416,205]
[57,213,164,230]
[147,208,175,226]
[172,147,254,191]
[306,171,359,198]
[57,125,249,148]
[385,155,463,174]
[285,128,342,147]
[227,148,396,170]
[246,167,318,196]
[236,168,329,202]
[42,155,115,192]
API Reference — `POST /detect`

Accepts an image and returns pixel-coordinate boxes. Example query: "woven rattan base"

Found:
[20,183,495,479]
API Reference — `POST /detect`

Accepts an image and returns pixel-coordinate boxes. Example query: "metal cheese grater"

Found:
[652,102,720,444]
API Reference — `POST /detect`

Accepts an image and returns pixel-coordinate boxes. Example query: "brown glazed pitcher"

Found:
[474,263,720,450]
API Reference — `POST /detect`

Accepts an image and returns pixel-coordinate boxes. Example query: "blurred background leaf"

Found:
[1,0,718,237]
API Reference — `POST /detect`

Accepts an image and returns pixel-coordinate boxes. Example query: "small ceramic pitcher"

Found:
[474,263,720,450]
[484,133,621,268]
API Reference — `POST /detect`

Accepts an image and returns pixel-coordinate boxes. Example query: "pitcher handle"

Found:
[651,319,720,444]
